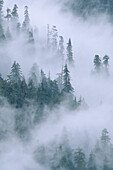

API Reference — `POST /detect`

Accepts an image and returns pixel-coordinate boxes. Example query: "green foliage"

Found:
[66,38,74,65]
[88,152,97,170]
[0,24,5,42]
[8,61,22,83]
[101,128,111,146]
[5,8,11,21]
[11,4,19,19]
[59,36,64,63]
[0,0,3,20]
[22,6,30,31]
[63,0,113,18]
[74,148,86,170]
[62,64,74,94]
[34,128,113,170]
[93,54,102,73]
[103,55,109,75]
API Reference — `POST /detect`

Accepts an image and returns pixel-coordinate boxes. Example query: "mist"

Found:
[0,0,113,169]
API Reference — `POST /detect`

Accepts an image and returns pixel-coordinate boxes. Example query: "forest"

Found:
[0,0,113,170]
[63,0,113,19]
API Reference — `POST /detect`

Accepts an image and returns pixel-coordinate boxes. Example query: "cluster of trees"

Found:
[0,1,32,42]
[64,0,113,18]
[0,61,83,110]
[35,128,113,170]
[0,1,74,66]
[47,25,74,65]
[92,54,109,76]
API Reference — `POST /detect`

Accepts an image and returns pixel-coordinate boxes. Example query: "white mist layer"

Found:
[0,0,113,169]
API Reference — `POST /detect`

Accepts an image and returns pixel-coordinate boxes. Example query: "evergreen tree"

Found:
[66,38,74,65]
[103,55,109,75]
[27,79,36,99]
[0,0,3,21]
[11,4,19,21]
[5,27,12,40]
[16,22,21,33]
[8,61,22,83]
[28,30,34,44]
[103,157,110,170]
[5,8,11,21]
[74,148,86,170]
[29,63,39,88]
[0,23,5,42]
[0,0,4,42]
[87,152,97,170]
[59,36,65,64]
[22,6,30,31]
[47,24,51,49]
[37,70,49,106]
[101,128,111,146]
[51,25,58,50]
[62,64,74,94]
[93,54,102,73]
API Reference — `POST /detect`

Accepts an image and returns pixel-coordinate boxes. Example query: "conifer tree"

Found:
[11,4,19,22]
[5,27,12,40]
[59,36,64,64]
[101,128,111,146]
[27,79,36,99]
[93,54,102,73]
[88,152,97,170]
[47,24,51,49]
[0,0,4,42]
[0,0,3,21]
[103,55,109,75]
[62,64,74,93]
[103,157,110,170]
[0,23,5,41]
[74,148,86,170]
[51,25,58,50]
[29,63,39,88]
[5,8,11,21]
[66,38,74,65]
[8,61,22,83]
[22,6,30,31]
[16,22,21,33]
[28,30,34,44]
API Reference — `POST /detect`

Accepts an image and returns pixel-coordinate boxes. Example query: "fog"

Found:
[0,0,113,169]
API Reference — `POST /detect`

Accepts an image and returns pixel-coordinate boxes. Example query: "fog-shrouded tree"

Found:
[5,8,11,22]
[0,0,3,21]
[103,55,109,76]
[47,24,51,49]
[101,128,111,147]
[59,36,65,64]
[22,6,30,31]
[11,4,19,20]
[62,64,74,94]
[93,54,102,73]
[16,22,21,33]
[28,29,35,44]
[51,25,58,50]
[8,61,22,84]
[74,148,86,170]
[0,0,5,42]
[66,38,74,65]
[102,156,110,170]
[27,79,36,99]
[0,23,5,42]
[87,152,97,170]
[29,63,39,88]
[5,27,12,40]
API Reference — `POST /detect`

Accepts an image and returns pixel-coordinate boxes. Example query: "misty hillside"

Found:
[62,0,113,19]
[0,0,113,170]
